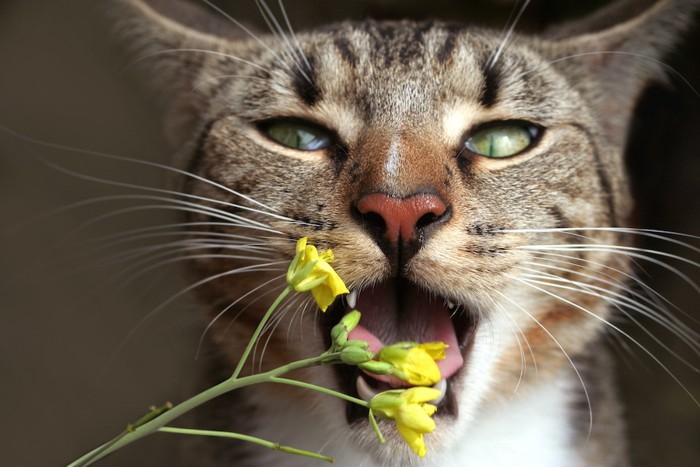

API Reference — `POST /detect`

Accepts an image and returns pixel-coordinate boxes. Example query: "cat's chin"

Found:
[321,278,478,422]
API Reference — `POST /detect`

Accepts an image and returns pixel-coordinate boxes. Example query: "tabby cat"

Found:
[115,0,699,465]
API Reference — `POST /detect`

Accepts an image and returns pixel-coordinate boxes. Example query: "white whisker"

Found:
[487,0,532,70]
[255,292,306,372]
[84,221,284,246]
[256,0,310,83]
[106,253,284,301]
[0,124,279,213]
[277,0,312,70]
[193,73,269,90]
[515,265,700,364]
[498,226,700,252]
[217,284,286,348]
[508,274,700,407]
[197,274,285,358]
[285,293,310,344]
[198,0,287,65]
[87,229,276,255]
[486,294,535,393]
[515,51,700,97]
[76,199,282,235]
[100,262,285,379]
[526,251,686,321]
[130,47,273,75]
[519,244,700,292]
[38,156,297,225]
[495,289,593,437]
[99,242,276,272]
[299,295,316,342]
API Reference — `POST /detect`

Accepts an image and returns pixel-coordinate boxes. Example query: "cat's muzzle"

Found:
[322,277,478,422]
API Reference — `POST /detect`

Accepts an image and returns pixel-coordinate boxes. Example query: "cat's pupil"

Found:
[262,120,332,151]
[465,122,538,158]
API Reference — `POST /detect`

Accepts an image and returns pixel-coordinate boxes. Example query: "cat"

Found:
[110,0,700,465]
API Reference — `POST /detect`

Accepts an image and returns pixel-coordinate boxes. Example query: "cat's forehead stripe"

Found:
[332,36,358,68]
[302,24,509,116]
[292,54,321,107]
[479,60,500,108]
[436,29,459,64]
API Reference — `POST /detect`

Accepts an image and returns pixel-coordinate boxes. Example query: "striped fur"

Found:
[116,1,699,465]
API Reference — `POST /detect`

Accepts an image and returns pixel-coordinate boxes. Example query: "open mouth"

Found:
[322,277,479,423]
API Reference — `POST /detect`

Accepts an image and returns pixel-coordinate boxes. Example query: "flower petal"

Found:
[287,239,348,311]
[396,404,436,434]
[378,345,443,386]
[369,398,401,420]
[396,423,427,458]
[295,237,307,256]
[402,348,441,386]
[401,387,442,404]
[311,283,336,312]
[416,342,448,361]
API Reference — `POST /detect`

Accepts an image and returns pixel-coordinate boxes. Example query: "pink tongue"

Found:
[346,282,464,386]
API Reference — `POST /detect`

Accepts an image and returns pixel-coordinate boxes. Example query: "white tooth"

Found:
[356,375,380,402]
[431,378,447,404]
[347,290,358,309]
[447,301,455,309]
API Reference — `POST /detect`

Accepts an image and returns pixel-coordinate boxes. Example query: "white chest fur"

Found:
[251,370,581,467]
[431,375,580,467]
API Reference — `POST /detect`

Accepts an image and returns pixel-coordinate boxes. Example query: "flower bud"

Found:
[369,387,441,458]
[293,272,328,292]
[331,311,362,348]
[377,341,447,386]
[358,360,394,375]
[368,391,404,413]
[342,339,369,350]
[338,310,361,333]
[330,323,348,347]
[332,331,348,348]
[285,237,349,312]
[339,346,373,365]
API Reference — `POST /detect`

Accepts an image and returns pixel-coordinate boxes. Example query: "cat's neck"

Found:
[267,369,585,467]
[435,372,580,467]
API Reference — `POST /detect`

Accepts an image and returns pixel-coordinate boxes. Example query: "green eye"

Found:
[465,122,539,158]
[261,120,332,151]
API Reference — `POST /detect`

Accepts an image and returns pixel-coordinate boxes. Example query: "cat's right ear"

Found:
[539,0,699,148]
[112,0,247,147]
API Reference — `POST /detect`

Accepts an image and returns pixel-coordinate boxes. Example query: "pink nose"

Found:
[356,193,448,244]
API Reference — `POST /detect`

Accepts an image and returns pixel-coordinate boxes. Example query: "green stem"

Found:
[231,285,292,379]
[68,354,321,467]
[68,284,368,466]
[68,439,118,467]
[158,427,334,463]
[269,377,368,408]
[269,377,382,444]
[368,409,385,444]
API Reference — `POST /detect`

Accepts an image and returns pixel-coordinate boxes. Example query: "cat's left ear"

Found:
[113,0,248,147]
[540,0,699,147]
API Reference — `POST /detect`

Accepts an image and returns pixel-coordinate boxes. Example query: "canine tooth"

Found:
[356,375,380,402]
[432,378,447,405]
[447,301,455,309]
[347,290,358,309]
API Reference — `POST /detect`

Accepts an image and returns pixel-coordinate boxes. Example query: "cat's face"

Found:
[121,0,697,463]
[183,20,624,458]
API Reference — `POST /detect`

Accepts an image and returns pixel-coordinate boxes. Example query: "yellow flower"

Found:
[370,387,441,458]
[286,237,349,311]
[377,342,448,386]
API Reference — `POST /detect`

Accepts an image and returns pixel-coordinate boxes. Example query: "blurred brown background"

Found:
[0,1,698,466]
